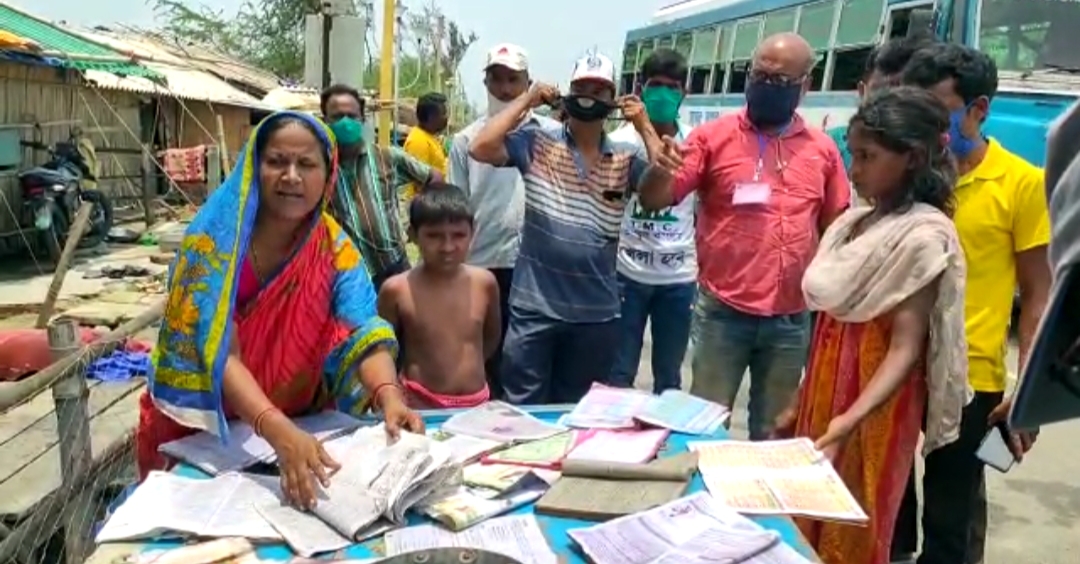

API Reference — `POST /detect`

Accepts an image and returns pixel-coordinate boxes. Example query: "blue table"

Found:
[127,406,822,563]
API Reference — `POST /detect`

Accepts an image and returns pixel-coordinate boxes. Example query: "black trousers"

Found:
[484,267,513,400]
[892,390,1002,564]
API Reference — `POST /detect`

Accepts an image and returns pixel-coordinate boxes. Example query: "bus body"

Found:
[620,0,1080,167]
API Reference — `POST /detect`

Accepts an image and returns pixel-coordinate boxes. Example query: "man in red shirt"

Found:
[667,33,850,440]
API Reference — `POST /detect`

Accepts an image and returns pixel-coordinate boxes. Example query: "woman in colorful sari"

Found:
[775,87,972,564]
[136,111,424,509]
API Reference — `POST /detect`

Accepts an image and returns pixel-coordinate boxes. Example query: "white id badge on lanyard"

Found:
[733,155,771,205]
[733,182,771,205]
[734,135,776,206]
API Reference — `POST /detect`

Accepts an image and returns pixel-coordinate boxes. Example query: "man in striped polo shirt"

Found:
[469,52,682,404]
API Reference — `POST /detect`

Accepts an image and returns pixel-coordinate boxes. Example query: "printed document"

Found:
[568,492,811,564]
[420,474,550,531]
[385,514,558,564]
[428,429,506,464]
[310,425,460,539]
[635,390,730,435]
[157,411,364,475]
[562,384,654,429]
[689,439,869,522]
[95,472,282,543]
[441,401,565,442]
[256,503,351,557]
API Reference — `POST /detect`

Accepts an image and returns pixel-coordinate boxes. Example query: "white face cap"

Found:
[485,43,529,72]
[569,53,616,88]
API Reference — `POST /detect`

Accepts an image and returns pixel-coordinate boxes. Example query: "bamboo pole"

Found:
[34,202,94,329]
[378,0,396,148]
[215,114,232,177]
[48,317,93,564]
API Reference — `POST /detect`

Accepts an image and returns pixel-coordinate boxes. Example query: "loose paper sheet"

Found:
[565,429,668,464]
[441,401,565,442]
[158,411,364,475]
[568,492,811,564]
[428,429,506,464]
[256,504,351,557]
[483,432,577,467]
[562,384,653,429]
[689,439,869,522]
[95,472,282,543]
[421,475,550,531]
[635,390,730,435]
[385,514,558,564]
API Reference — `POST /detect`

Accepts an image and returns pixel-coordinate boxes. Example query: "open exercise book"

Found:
[568,492,812,564]
[689,438,869,523]
[157,411,365,475]
[98,425,460,557]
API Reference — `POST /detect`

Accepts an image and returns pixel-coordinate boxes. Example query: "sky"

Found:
[11,0,663,107]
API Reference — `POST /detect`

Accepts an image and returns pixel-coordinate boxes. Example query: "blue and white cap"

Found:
[570,52,616,87]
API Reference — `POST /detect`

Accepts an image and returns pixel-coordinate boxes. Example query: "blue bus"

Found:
[621,0,1080,167]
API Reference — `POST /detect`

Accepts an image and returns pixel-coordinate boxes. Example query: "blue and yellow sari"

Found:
[136,111,397,476]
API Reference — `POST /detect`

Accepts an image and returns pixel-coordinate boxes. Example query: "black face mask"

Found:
[745,80,802,129]
[562,94,616,122]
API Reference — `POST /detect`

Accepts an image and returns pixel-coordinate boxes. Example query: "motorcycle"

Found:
[18,135,113,264]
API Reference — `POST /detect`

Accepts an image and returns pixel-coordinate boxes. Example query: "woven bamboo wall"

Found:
[0,61,143,242]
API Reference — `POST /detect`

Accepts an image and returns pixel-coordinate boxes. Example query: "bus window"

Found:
[657,35,675,50]
[811,59,826,90]
[688,27,718,94]
[835,0,885,47]
[831,47,874,90]
[885,2,934,38]
[732,19,762,60]
[730,60,750,93]
[763,8,797,37]
[711,65,728,93]
[709,24,735,94]
[620,42,640,95]
[675,32,694,58]
[798,0,838,52]
[638,39,656,69]
[979,0,1080,73]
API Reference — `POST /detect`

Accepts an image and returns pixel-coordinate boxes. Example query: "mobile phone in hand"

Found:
[976,422,1017,473]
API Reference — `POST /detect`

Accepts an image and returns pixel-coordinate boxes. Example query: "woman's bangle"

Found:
[252,406,281,437]
[369,382,401,411]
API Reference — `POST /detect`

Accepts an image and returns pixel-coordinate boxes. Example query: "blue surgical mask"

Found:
[948,105,978,158]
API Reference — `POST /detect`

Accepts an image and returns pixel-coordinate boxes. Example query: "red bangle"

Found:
[252,406,280,437]
[369,382,400,411]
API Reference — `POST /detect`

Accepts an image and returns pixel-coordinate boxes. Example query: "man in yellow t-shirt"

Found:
[897,44,1052,564]
[403,92,449,201]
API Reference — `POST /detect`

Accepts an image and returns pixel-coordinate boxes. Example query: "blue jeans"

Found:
[689,289,809,440]
[608,274,695,393]
[500,306,620,405]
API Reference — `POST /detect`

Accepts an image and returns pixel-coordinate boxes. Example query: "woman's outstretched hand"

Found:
[379,386,425,438]
[263,412,340,510]
[814,414,857,462]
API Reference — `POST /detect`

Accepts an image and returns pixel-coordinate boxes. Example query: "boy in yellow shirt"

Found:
[896,43,1051,564]
[403,92,450,200]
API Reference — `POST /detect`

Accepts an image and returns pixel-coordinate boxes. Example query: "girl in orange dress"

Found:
[775,87,972,564]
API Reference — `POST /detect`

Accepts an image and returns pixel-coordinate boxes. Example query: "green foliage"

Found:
[148,0,480,126]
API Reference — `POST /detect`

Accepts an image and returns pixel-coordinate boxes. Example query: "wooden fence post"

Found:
[142,149,155,229]
[47,316,93,564]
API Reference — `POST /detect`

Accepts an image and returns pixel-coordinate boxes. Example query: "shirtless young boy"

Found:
[377,184,501,409]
